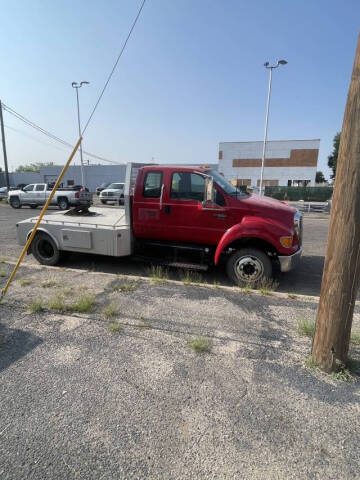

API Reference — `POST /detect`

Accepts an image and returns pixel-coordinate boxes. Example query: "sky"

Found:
[0,0,359,179]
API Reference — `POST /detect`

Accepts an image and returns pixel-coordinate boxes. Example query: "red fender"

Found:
[214,216,294,265]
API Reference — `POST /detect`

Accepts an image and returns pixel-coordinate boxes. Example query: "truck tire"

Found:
[10,197,21,209]
[30,204,37,209]
[31,232,61,266]
[101,200,107,205]
[226,248,272,286]
[58,197,69,210]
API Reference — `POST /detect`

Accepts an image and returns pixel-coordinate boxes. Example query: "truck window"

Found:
[23,185,34,192]
[35,185,45,191]
[143,172,163,198]
[170,172,205,202]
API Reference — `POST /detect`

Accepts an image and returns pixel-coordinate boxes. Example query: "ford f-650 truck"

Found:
[16,163,302,285]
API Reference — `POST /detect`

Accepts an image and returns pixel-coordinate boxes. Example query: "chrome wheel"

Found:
[234,255,264,283]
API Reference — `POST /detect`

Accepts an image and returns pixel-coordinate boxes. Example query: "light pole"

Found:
[72,81,89,187]
[259,60,287,195]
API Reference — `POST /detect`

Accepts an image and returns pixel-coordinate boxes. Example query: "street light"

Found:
[72,81,90,187]
[259,60,287,195]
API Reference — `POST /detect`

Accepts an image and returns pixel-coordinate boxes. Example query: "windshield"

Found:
[107,183,124,190]
[204,169,248,197]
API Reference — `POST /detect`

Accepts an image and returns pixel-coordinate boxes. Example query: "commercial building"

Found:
[218,139,320,188]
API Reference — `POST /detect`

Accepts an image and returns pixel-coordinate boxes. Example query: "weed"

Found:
[304,356,319,369]
[187,336,212,353]
[62,287,73,297]
[213,281,220,288]
[48,294,67,312]
[241,283,253,294]
[258,277,279,295]
[330,368,352,382]
[350,331,360,345]
[288,293,297,299]
[28,299,44,313]
[297,319,315,338]
[180,270,203,285]
[147,266,168,284]
[18,277,32,286]
[0,257,6,264]
[102,303,118,319]
[108,322,122,333]
[112,281,138,293]
[0,269,6,278]
[41,280,56,288]
[69,294,95,313]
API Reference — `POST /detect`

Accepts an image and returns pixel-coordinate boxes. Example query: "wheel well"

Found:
[27,229,60,249]
[57,196,68,202]
[224,237,278,257]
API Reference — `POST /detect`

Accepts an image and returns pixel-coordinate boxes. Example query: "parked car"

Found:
[0,186,9,200]
[8,183,92,210]
[99,182,125,205]
[96,182,110,196]
[17,163,302,286]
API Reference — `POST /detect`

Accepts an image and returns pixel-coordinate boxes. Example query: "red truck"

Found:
[17,163,302,285]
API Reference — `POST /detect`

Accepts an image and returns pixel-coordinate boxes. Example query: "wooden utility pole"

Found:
[312,34,360,372]
[0,101,10,190]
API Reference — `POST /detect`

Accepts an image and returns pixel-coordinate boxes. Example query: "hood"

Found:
[229,193,297,224]
[9,189,22,195]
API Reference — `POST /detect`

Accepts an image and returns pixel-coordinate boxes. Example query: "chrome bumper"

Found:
[278,248,302,273]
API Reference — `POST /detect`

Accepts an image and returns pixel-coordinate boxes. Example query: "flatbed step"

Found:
[133,255,209,271]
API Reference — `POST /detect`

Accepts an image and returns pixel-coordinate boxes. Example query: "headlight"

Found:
[294,211,303,245]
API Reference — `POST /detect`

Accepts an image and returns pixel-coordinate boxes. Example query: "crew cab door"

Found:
[132,169,168,239]
[160,171,229,245]
[34,184,46,203]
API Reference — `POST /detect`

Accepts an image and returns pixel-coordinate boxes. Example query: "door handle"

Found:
[164,205,171,215]
[213,213,227,219]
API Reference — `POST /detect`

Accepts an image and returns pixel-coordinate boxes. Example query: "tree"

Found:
[315,171,326,183]
[15,161,54,173]
[327,132,341,179]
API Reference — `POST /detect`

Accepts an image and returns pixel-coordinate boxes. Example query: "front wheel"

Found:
[58,198,69,210]
[101,200,107,205]
[226,248,272,286]
[31,232,61,266]
[10,197,21,209]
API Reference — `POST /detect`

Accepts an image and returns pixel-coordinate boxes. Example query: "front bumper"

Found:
[278,248,302,273]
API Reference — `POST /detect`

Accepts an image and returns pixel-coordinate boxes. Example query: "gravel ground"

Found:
[1,261,360,479]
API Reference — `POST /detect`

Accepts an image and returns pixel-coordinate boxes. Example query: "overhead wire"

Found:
[2,104,122,165]
[82,0,146,135]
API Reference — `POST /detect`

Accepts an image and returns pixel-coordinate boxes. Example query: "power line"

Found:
[82,0,146,135]
[2,104,123,165]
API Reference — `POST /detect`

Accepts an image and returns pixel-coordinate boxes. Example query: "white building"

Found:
[218,139,320,188]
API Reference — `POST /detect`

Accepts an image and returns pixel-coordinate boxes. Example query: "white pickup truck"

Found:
[8,183,91,210]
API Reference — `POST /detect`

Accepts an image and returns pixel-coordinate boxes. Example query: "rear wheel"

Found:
[101,200,107,205]
[10,197,21,209]
[31,232,61,266]
[226,248,272,286]
[30,204,37,209]
[58,197,69,210]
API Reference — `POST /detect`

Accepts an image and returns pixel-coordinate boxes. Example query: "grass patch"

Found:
[304,356,319,369]
[41,280,57,288]
[0,257,6,264]
[69,294,95,313]
[187,336,212,354]
[297,319,315,338]
[241,282,253,294]
[112,280,138,293]
[18,277,32,286]
[48,294,67,312]
[62,287,73,297]
[28,299,44,313]
[0,269,6,278]
[47,294,95,313]
[102,303,118,319]
[180,270,203,285]
[258,277,279,295]
[147,266,169,284]
[351,331,360,345]
[330,368,352,382]
[108,322,122,333]
[288,293,297,299]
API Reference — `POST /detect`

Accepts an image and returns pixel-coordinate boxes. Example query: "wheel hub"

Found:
[234,255,264,282]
